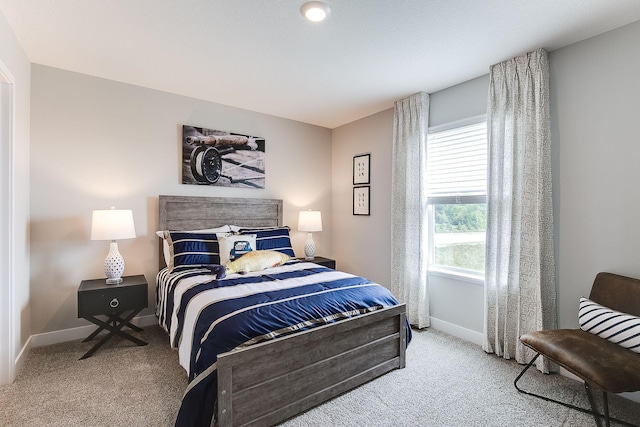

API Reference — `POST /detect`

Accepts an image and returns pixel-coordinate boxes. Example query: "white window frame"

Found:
[427,115,487,285]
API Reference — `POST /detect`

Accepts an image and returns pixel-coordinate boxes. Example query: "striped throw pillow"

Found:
[165,231,221,272]
[238,226,295,258]
[578,297,640,354]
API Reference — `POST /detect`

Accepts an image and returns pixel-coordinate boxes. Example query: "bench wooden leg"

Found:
[514,353,637,427]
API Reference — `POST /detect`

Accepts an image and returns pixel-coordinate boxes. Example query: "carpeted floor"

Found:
[1,325,639,426]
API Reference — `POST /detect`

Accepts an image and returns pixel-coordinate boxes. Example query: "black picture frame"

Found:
[353,186,370,216]
[353,153,370,185]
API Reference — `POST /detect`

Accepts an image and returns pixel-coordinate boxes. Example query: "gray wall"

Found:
[550,20,640,329]
[332,19,640,339]
[331,108,394,285]
[30,65,332,334]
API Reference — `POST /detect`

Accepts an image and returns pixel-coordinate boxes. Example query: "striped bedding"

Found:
[156,260,409,427]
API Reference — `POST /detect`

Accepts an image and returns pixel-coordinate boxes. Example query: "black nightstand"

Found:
[297,256,336,270]
[77,274,148,359]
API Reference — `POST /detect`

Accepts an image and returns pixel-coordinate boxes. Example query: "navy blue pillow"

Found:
[238,227,295,258]
[166,231,220,272]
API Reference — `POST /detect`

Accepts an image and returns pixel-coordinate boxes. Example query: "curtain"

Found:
[391,92,430,329]
[483,48,557,372]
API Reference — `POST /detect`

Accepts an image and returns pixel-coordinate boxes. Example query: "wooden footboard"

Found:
[217,304,407,427]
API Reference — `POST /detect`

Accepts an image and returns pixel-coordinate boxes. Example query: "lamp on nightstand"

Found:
[298,210,322,260]
[91,207,136,284]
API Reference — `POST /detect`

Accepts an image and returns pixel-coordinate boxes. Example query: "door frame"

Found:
[0,64,15,385]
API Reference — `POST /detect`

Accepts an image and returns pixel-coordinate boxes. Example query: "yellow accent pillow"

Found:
[225,250,290,275]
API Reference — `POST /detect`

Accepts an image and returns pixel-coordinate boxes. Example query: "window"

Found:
[426,118,487,281]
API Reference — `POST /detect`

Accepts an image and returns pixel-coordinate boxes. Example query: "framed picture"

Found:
[353,153,370,185]
[353,186,370,216]
[181,125,265,188]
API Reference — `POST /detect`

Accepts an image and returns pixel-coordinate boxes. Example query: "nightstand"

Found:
[77,274,148,359]
[297,256,336,269]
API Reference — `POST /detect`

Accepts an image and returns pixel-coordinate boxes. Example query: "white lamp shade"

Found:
[298,210,322,232]
[91,209,136,241]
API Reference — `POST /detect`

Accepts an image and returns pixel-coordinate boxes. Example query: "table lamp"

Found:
[91,207,136,284]
[298,210,322,260]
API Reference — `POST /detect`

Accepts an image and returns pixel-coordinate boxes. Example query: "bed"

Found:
[156,195,409,427]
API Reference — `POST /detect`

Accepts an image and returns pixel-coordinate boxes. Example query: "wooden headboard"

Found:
[158,195,284,269]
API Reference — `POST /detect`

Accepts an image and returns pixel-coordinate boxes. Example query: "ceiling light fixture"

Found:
[301,1,330,22]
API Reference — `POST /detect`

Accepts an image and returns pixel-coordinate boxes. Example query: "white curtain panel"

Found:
[391,92,430,329]
[483,48,557,372]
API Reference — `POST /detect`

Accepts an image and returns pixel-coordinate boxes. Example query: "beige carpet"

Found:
[1,325,639,426]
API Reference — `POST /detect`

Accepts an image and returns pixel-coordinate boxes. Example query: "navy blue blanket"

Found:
[156,261,410,427]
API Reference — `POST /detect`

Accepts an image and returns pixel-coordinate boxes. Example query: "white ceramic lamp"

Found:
[298,210,322,260]
[91,207,136,284]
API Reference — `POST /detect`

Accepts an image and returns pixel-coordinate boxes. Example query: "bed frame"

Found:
[158,195,407,426]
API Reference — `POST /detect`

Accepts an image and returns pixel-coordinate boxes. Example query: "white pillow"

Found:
[578,297,640,354]
[217,233,257,265]
[156,225,240,267]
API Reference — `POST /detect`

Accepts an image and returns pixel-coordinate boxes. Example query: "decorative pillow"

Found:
[164,231,221,272]
[238,226,295,258]
[157,225,239,267]
[578,297,640,353]
[216,233,257,265]
[225,250,290,275]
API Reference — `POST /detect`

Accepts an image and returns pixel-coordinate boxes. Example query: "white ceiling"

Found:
[1,0,640,129]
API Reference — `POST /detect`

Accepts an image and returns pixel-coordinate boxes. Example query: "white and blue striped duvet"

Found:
[156,260,408,427]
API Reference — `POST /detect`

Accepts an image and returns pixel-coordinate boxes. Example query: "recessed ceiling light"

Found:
[301,1,331,22]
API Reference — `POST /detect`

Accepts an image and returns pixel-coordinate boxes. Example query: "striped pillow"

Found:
[157,225,236,267]
[165,231,221,272]
[238,226,295,258]
[578,297,640,354]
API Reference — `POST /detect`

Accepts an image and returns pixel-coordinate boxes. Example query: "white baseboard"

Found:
[29,314,158,348]
[13,335,32,380]
[429,316,484,346]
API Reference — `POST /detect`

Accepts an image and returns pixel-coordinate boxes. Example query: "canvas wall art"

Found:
[182,125,266,188]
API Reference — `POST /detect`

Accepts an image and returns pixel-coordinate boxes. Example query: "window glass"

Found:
[427,120,487,279]
[432,203,486,274]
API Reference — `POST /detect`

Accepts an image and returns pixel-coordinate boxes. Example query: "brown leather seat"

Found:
[521,329,640,393]
[515,272,640,427]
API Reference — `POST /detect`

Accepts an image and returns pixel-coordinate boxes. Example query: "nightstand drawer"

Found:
[78,283,147,317]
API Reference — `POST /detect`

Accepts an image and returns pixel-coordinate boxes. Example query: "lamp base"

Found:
[304,232,316,261]
[104,241,125,286]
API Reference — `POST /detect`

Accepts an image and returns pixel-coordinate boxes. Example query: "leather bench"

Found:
[515,272,640,427]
